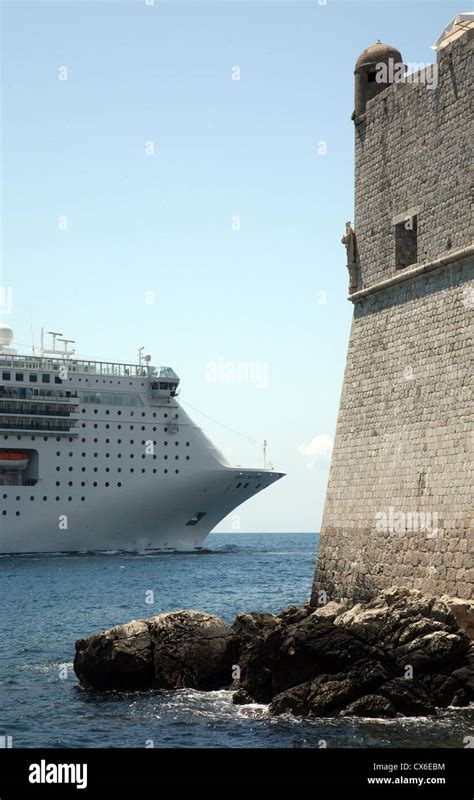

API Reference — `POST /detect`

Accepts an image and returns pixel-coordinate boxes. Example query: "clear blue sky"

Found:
[0,0,461,532]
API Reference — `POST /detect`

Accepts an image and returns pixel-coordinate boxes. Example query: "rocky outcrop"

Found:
[74,610,238,691]
[74,588,474,719]
[440,596,474,640]
[233,588,473,717]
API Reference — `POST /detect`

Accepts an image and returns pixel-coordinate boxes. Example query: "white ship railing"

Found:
[0,355,150,377]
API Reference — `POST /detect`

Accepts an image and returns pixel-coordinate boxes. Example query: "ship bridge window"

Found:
[42,374,50,384]
[15,373,24,382]
[29,374,38,383]
[2,372,10,380]
[159,382,169,390]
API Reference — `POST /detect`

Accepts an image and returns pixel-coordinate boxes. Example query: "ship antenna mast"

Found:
[138,346,144,366]
[263,439,267,469]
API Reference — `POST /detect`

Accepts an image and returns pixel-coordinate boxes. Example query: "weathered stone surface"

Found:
[76,588,474,719]
[234,588,474,717]
[149,610,238,690]
[312,29,473,604]
[440,596,474,640]
[74,620,153,690]
[74,610,237,691]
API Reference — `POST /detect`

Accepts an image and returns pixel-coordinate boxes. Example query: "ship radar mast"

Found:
[40,328,75,358]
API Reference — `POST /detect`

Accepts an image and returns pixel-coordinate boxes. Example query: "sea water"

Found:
[0,533,472,748]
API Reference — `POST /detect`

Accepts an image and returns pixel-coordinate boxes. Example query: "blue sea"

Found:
[0,533,472,749]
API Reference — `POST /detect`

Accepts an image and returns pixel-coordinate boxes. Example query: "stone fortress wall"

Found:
[312,25,473,603]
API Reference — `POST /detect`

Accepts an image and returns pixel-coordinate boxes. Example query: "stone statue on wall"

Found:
[341,221,359,293]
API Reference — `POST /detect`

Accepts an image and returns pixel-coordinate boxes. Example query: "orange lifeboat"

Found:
[0,451,30,470]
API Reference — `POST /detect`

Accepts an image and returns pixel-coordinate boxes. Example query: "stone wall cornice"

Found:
[349,244,474,303]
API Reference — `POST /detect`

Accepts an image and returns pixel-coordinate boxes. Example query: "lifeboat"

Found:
[0,451,30,470]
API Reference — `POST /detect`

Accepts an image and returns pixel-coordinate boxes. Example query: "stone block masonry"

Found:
[312,25,473,604]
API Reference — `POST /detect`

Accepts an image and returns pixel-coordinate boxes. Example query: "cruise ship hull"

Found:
[0,464,283,554]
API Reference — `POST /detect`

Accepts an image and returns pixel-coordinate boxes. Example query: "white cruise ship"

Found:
[0,325,284,554]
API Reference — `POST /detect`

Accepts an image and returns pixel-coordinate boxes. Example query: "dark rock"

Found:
[270,661,390,717]
[74,611,237,691]
[394,631,470,671]
[239,613,392,703]
[232,688,254,705]
[148,611,238,690]
[340,694,398,718]
[74,620,153,691]
[378,678,436,716]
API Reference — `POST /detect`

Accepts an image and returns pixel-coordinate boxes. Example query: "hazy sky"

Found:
[0,0,460,532]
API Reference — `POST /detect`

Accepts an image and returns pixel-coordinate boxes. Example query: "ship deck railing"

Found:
[0,355,150,377]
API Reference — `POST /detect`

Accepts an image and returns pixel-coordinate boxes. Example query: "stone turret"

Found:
[354,41,404,118]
